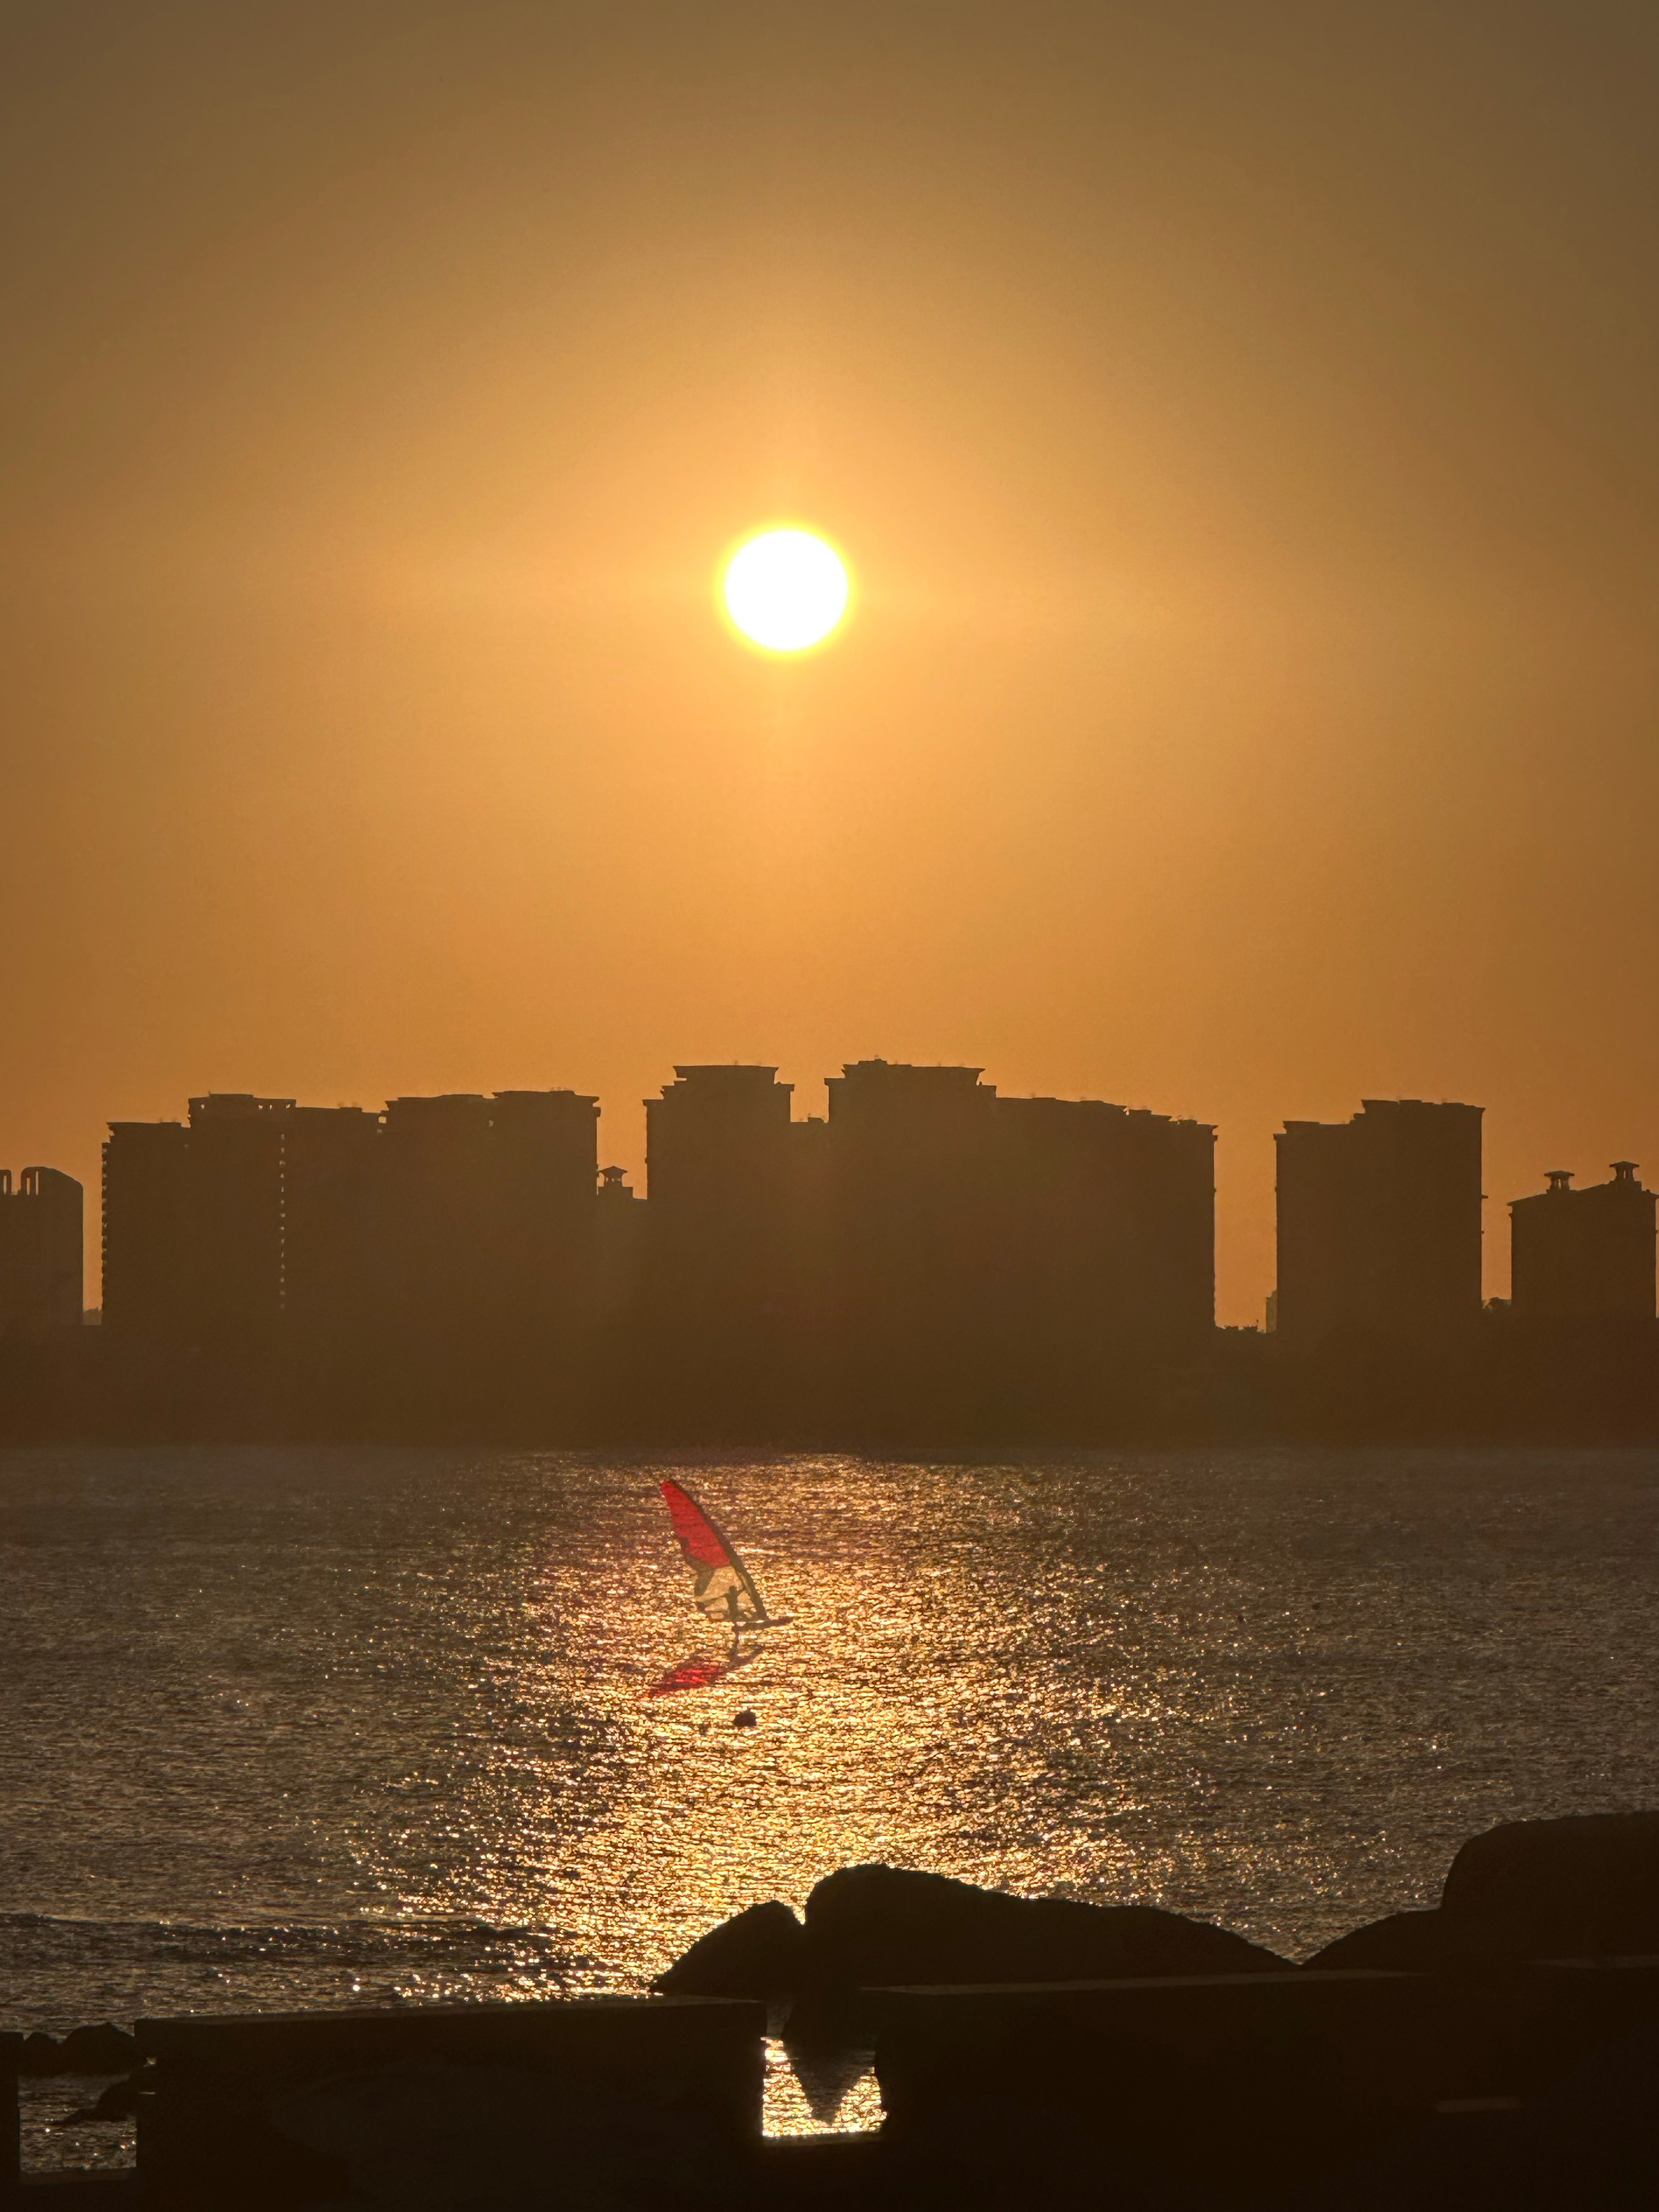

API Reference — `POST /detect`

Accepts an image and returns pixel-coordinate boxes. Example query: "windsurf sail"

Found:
[659,1479,770,1633]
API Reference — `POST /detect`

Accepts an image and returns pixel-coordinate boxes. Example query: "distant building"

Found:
[0,1166,83,1336]
[994,1094,1215,1388]
[642,1065,799,1419]
[594,1164,646,1318]
[1509,1163,1657,1323]
[825,1060,1001,1425]
[487,1088,601,1355]
[102,1086,599,1359]
[376,1092,496,1346]
[282,1105,382,1340]
[825,1061,1214,1426]
[1274,1098,1484,1348]
[185,1093,292,1348]
[103,1120,192,1341]
[93,1058,1220,1432]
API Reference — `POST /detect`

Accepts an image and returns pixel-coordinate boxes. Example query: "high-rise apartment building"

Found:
[376,1093,496,1347]
[93,1058,1220,1433]
[824,1060,1002,1426]
[102,1120,192,1341]
[1510,1163,1657,1323]
[642,1065,799,1421]
[1274,1098,1484,1348]
[817,1063,1215,1427]
[994,1095,1215,1402]
[185,1093,292,1348]
[282,1105,382,1341]
[0,1167,83,1336]
[103,1087,599,1363]
[487,1088,601,1353]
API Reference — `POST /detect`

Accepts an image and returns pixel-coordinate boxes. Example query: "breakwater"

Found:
[7,1814,1658,2207]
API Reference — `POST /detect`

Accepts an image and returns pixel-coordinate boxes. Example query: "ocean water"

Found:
[4,1445,1658,2164]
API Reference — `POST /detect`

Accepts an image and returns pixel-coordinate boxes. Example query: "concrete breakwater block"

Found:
[867,1960,1659,2204]
[869,1972,1439,2204]
[2,2032,18,2190]
[133,1995,766,2210]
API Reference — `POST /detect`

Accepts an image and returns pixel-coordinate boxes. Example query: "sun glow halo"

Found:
[722,528,849,653]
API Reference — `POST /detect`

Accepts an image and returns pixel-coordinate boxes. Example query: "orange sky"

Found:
[3,2,1657,1321]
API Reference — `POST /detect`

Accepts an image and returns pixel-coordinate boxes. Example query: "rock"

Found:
[732,1709,757,1729]
[55,2023,138,2074]
[1442,1813,1659,1956]
[798,1864,1291,1994]
[1303,1910,1527,1972]
[652,1899,805,1999]
[52,2069,150,2126]
[20,2032,61,2075]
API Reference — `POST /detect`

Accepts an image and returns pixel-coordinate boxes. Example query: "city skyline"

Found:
[8,1060,1657,1323]
[4,8,1658,1331]
[7,1066,1656,1335]
[7,1068,1650,1444]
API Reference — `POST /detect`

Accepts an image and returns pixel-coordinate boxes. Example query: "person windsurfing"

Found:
[647,1479,788,1695]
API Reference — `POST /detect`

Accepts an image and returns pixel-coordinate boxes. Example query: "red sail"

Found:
[659,1480,767,1630]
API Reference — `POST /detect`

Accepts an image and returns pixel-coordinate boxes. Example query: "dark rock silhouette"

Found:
[1307,1812,1659,1973]
[18,2022,136,2075]
[799,1864,1290,1991]
[1304,1909,1449,1971]
[650,1865,1292,2050]
[652,1900,804,1999]
[1302,1908,1532,1972]
[732,1708,757,1728]
[1441,1811,1659,1954]
[52,2068,152,2126]
[57,2023,138,2073]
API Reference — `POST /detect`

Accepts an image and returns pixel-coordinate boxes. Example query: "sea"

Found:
[4,1445,1658,2168]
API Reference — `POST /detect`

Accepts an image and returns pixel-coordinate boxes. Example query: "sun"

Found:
[721,527,850,653]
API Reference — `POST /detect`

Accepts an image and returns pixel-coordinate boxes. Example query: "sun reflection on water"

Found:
[9,1447,1659,2140]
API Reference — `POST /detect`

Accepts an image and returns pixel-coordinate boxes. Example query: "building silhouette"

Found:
[639,1066,803,1426]
[375,1092,499,1355]
[995,1096,1215,1401]
[282,1105,382,1343]
[49,1064,1659,1444]
[824,1062,1214,1431]
[1274,1098,1484,1349]
[102,1119,193,1342]
[88,1059,1228,1436]
[185,1093,292,1350]
[822,1061,1002,1430]
[594,1164,646,1319]
[487,1088,602,1362]
[0,1166,83,1336]
[1510,1163,1657,1323]
[100,1088,599,1389]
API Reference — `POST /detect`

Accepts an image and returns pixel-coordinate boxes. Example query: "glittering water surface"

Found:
[4,1446,1658,2158]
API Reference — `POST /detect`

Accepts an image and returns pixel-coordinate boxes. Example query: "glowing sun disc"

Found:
[723,528,849,652]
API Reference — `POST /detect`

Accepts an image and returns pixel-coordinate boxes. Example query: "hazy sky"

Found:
[3,1,1656,1318]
